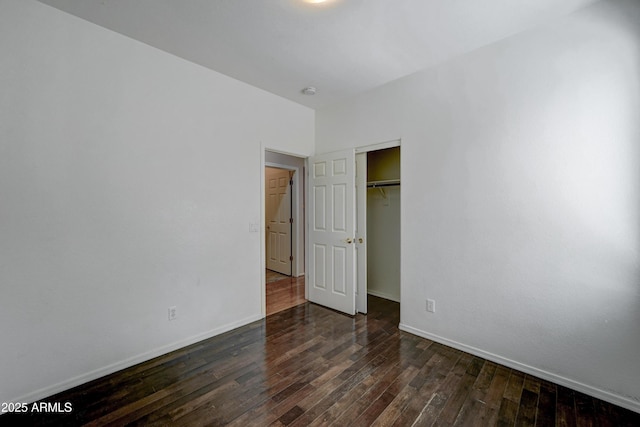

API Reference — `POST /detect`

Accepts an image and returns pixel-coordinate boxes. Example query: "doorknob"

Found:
[358,237,364,244]
[343,237,353,244]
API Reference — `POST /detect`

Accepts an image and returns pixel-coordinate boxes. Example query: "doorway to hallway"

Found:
[264,150,307,315]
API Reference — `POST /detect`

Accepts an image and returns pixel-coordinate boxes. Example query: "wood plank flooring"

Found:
[2,296,638,426]
[266,269,291,284]
[266,275,306,316]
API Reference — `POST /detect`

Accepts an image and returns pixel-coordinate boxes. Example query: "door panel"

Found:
[308,149,356,315]
[313,244,326,289]
[333,247,346,294]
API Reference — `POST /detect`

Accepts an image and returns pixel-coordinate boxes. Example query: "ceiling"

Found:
[38,0,599,109]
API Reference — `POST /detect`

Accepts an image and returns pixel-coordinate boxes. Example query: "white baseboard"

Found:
[367,289,400,303]
[13,314,263,404]
[399,323,640,414]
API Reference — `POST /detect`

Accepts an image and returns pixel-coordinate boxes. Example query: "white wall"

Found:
[367,187,401,302]
[317,0,640,412]
[0,0,313,403]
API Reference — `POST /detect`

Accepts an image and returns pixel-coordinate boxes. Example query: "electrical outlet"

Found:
[168,306,177,321]
[426,299,436,313]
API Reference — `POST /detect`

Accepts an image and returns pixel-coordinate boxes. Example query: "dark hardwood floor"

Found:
[266,274,306,316]
[3,296,638,426]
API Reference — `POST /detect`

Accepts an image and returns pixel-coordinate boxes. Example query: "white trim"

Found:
[12,314,263,405]
[355,138,401,153]
[355,153,367,314]
[304,157,309,301]
[264,147,307,158]
[260,144,266,317]
[367,290,400,303]
[399,323,640,414]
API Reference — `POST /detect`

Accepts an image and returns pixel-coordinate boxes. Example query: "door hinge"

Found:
[289,255,294,261]
[290,179,293,186]
[289,217,294,224]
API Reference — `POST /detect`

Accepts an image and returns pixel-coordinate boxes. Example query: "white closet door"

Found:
[308,149,356,315]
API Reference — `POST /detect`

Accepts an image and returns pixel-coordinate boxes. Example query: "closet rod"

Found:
[367,179,400,188]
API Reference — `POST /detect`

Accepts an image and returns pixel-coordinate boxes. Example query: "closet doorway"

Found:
[356,144,401,314]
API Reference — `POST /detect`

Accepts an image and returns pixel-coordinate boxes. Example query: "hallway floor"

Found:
[266,269,291,283]
[266,270,306,315]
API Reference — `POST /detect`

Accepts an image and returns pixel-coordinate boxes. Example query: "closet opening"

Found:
[356,144,401,314]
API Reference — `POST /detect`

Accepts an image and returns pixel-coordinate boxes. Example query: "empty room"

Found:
[1,0,639,425]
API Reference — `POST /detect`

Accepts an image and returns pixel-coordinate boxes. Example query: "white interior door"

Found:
[308,149,356,315]
[265,167,292,275]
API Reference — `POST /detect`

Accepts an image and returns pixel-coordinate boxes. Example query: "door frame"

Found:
[260,140,400,317]
[355,139,401,314]
[265,166,294,275]
[260,147,307,317]
[265,163,300,276]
